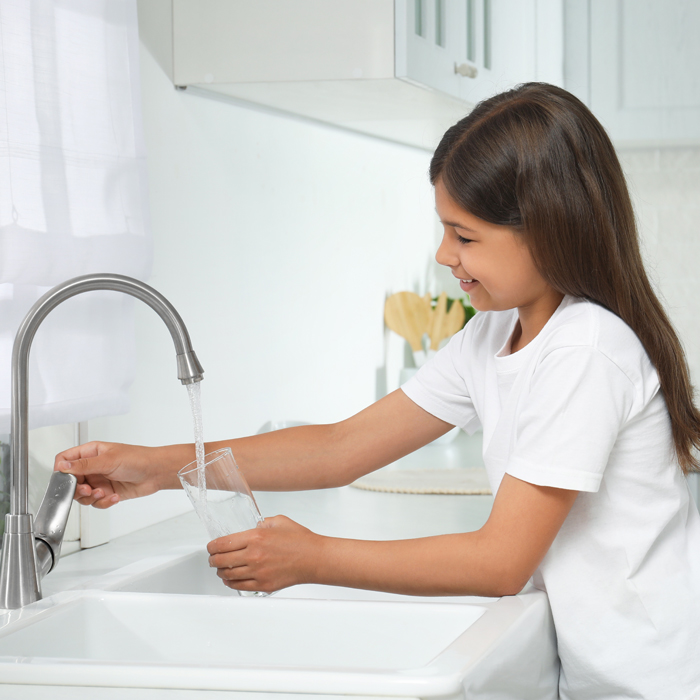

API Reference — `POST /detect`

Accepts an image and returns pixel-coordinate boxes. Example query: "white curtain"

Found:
[0,0,152,432]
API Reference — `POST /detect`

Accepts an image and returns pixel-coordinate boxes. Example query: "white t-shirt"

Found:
[402,295,700,700]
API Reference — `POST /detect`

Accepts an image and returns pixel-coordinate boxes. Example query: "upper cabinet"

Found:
[399,0,563,106]
[565,0,700,146]
[158,0,563,151]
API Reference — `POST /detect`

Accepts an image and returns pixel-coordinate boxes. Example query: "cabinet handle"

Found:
[454,62,478,79]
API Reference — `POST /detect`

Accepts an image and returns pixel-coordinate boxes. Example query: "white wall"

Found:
[86,35,451,539]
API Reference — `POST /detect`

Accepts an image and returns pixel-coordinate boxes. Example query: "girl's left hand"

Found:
[207,515,321,594]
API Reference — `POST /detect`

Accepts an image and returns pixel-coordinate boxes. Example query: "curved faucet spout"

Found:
[0,273,204,609]
[11,273,204,516]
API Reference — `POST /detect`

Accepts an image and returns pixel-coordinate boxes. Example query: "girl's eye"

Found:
[456,234,473,244]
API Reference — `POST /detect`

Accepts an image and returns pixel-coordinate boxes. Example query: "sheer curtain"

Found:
[0,0,152,432]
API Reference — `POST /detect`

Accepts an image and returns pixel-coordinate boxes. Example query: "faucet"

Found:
[0,273,204,609]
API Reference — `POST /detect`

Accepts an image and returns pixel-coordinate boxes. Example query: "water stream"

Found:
[187,382,206,499]
[185,381,266,596]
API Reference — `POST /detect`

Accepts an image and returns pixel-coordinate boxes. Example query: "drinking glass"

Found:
[178,447,266,596]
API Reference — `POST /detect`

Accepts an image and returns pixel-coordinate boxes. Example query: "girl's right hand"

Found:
[54,441,178,509]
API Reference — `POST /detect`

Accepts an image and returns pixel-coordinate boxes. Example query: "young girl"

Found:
[56,83,700,700]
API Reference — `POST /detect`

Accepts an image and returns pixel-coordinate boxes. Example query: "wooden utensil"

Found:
[444,297,466,337]
[384,292,430,365]
[429,292,466,351]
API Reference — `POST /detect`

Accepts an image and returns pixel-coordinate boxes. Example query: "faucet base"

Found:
[0,514,41,610]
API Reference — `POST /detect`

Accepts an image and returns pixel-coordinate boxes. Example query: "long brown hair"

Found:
[431,82,700,474]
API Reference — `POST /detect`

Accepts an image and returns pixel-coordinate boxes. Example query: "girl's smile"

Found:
[459,278,479,293]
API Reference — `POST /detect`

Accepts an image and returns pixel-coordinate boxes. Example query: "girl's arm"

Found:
[208,389,454,491]
[208,474,579,597]
[56,390,454,507]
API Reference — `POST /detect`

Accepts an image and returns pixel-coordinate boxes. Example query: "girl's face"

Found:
[434,179,555,314]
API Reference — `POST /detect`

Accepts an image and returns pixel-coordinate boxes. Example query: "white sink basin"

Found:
[0,547,560,698]
[0,591,487,695]
[81,546,498,603]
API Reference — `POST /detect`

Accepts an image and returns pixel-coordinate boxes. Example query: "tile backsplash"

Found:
[620,146,700,505]
[620,146,700,386]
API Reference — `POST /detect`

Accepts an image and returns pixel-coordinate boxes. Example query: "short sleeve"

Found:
[401,330,481,434]
[507,347,637,492]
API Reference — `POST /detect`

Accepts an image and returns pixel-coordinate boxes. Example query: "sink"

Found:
[0,547,560,698]
[80,546,501,603]
[76,546,240,597]
[0,591,491,696]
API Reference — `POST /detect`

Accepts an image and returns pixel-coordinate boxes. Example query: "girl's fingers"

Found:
[75,483,102,504]
[54,442,102,470]
[75,483,93,499]
[216,566,247,581]
[75,492,101,506]
[209,551,248,570]
[222,578,258,591]
[57,456,110,478]
[207,533,248,556]
[73,482,119,508]
[92,493,120,509]
[209,553,228,568]
[219,572,260,592]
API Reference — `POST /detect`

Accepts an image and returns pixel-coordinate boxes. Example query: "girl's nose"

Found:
[435,232,459,268]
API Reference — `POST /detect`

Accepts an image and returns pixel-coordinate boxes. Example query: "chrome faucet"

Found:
[0,273,204,609]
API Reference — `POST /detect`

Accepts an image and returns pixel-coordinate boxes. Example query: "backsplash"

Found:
[620,146,700,506]
[619,146,700,386]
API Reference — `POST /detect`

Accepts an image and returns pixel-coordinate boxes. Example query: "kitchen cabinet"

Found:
[565,0,700,145]
[149,0,563,151]
[400,0,563,106]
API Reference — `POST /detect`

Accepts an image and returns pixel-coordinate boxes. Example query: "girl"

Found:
[56,83,700,700]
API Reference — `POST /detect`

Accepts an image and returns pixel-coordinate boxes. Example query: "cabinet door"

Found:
[396,0,562,108]
[480,0,563,97]
[395,0,469,102]
[589,0,700,144]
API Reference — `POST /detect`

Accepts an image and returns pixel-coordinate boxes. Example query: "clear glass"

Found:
[178,448,266,597]
[179,448,263,539]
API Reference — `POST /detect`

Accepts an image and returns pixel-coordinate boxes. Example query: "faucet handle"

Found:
[33,471,77,577]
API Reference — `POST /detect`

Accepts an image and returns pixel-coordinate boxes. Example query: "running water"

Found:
[187,382,206,498]
[184,382,266,597]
